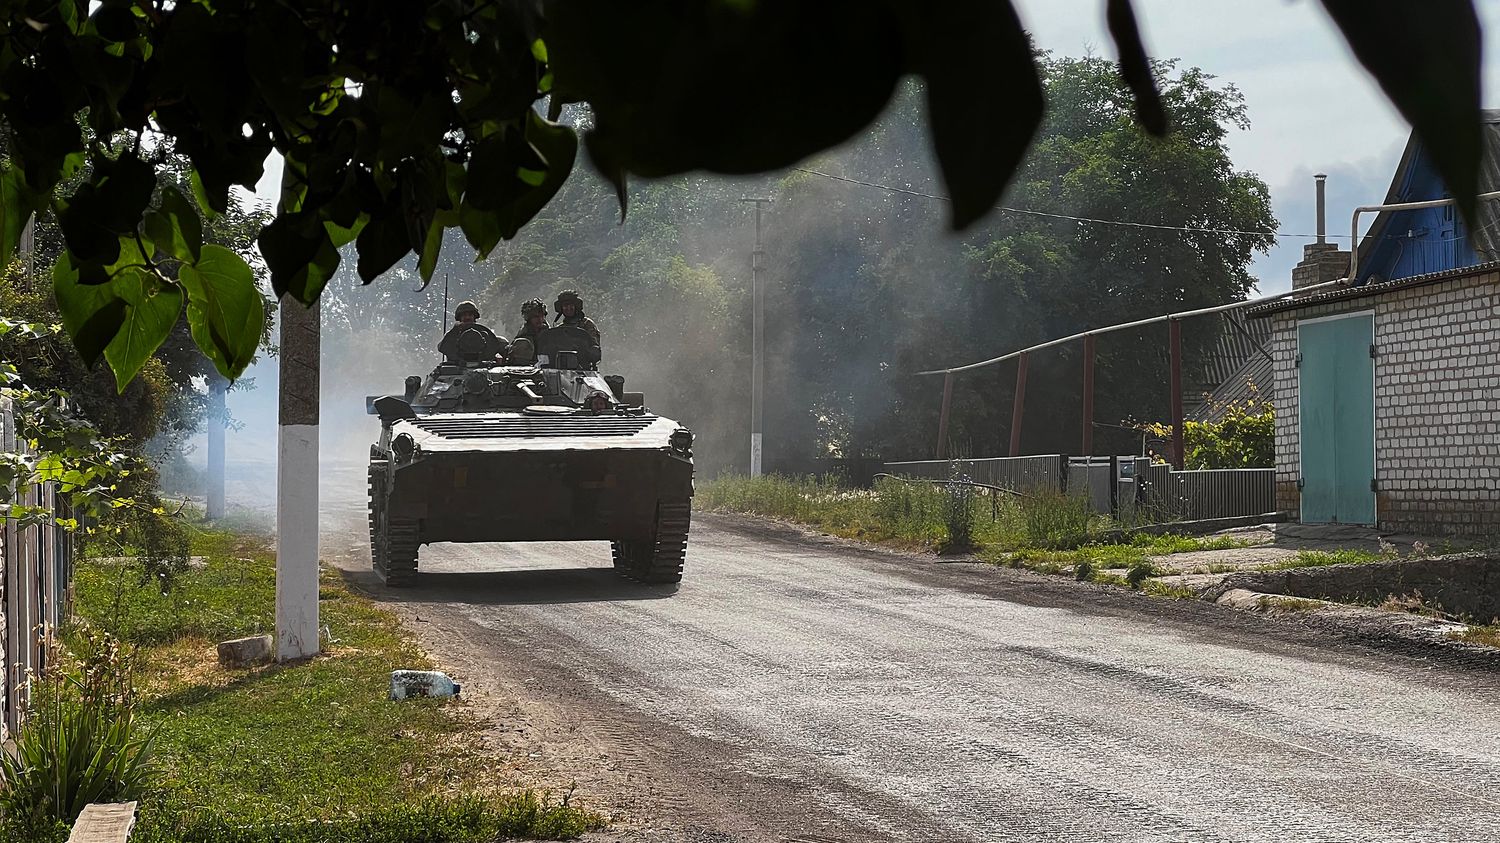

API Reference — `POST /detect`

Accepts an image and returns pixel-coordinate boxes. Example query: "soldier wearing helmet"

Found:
[438,300,509,364]
[553,290,601,366]
[509,298,549,365]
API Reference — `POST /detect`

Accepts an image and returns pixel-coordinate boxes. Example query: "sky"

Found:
[250,1,1500,296]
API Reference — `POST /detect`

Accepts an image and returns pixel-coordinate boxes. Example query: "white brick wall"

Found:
[1267,271,1500,536]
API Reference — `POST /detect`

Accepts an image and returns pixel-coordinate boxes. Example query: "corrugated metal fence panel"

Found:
[884,456,1065,493]
[1167,469,1276,520]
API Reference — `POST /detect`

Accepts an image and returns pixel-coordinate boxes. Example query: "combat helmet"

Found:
[553,289,584,320]
[521,297,547,318]
[454,300,480,320]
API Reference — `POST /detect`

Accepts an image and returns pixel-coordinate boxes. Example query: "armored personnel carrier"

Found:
[366,324,694,586]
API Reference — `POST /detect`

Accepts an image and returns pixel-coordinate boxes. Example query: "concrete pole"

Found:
[1169,318,1185,471]
[741,198,771,476]
[1009,352,1029,457]
[206,375,227,520]
[936,372,953,459]
[1081,335,1096,457]
[276,294,319,661]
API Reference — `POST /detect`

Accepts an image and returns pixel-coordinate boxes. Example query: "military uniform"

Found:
[515,322,549,344]
[561,314,600,342]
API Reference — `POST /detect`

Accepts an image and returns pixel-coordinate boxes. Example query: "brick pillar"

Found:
[1292,242,1351,289]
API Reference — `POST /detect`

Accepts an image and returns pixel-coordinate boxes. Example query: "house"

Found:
[1246,113,1500,535]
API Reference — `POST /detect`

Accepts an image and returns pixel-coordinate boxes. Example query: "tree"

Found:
[889,57,1277,458]
[0,0,1480,386]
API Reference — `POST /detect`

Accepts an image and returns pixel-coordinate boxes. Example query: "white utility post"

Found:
[741,197,771,476]
[275,294,320,661]
[206,374,227,521]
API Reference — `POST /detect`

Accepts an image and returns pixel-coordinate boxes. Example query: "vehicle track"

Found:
[329,510,1500,842]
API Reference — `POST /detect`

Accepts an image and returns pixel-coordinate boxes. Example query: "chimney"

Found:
[1292,173,1351,290]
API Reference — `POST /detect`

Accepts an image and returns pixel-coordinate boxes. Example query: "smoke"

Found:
[189,60,1273,526]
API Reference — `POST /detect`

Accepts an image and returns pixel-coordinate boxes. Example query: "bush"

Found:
[1183,398,1273,469]
[0,630,158,829]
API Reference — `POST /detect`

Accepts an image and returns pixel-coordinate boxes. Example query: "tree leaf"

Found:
[178,245,265,379]
[548,0,902,178]
[103,270,184,392]
[1105,0,1167,136]
[52,253,128,367]
[495,112,578,239]
[459,203,502,259]
[141,183,203,263]
[1318,0,1481,224]
[903,0,1045,229]
[355,208,411,283]
[282,235,342,306]
[0,167,47,269]
[417,209,459,284]
[259,210,331,298]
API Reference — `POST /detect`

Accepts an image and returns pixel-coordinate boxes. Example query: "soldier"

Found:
[516,297,549,344]
[553,289,602,366]
[439,300,508,364]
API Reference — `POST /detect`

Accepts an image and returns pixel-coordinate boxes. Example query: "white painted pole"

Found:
[276,294,320,661]
[206,375,226,521]
[742,197,771,477]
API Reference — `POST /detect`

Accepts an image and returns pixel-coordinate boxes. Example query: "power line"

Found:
[791,166,1353,241]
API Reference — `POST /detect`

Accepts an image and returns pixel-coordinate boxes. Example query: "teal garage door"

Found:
[1298,314,1376,525]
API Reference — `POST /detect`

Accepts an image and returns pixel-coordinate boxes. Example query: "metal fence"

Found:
[884,453,1275,524]
[883,456,1067,493]
[0,396,72,740]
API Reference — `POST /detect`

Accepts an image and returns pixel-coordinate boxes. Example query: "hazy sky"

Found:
[249,1,1500,296]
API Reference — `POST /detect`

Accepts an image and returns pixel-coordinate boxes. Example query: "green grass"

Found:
[699,474,1248,591]
[72,527,604,842]
[1266,548,1393,570]
[1455,624,1500,649]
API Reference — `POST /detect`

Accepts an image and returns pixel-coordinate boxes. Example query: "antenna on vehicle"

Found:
[441,272,450,342]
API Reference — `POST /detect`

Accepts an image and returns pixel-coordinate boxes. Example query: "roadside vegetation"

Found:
[3,523,603,843]
[697,474,1244,588]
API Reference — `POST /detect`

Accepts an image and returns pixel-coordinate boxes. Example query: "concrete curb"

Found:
[1204,553,1500,622]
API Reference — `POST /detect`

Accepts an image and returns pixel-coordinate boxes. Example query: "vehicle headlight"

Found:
[392,432,416,461]
[669,428,693,454]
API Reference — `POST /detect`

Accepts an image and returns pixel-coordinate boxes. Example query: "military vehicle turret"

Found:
[366,323,693,586]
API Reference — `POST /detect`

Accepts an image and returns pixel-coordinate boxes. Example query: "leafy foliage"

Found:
[0,0,1479,386]
[0,630,158,829]
[1183,398,1274,470]
[0,319,135,531]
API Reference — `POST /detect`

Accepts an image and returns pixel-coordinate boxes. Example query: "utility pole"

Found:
[741,197,771,477]
[276,294,320,661]
[206,374,227,520]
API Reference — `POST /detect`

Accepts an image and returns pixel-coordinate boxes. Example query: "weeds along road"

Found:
[326,506,1500,842]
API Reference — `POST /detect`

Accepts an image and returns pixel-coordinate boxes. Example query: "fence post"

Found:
[1169,318,1185,470]
[936,371,954,459]
[1108,454,1120,517]
[1081,334,1095,456]
[1009,351,1029,456]
[1058,454,1069,494]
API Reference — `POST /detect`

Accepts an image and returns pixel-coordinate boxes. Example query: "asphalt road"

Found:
[330,512,1500,843]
